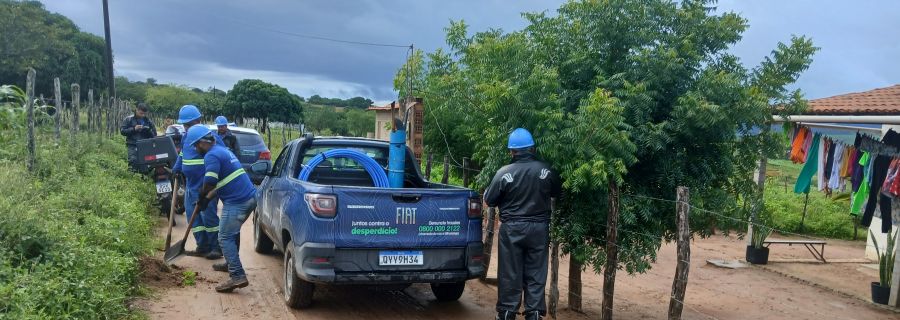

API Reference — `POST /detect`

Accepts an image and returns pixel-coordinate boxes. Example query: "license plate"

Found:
[155,181,172,194]
[379,250,423,266]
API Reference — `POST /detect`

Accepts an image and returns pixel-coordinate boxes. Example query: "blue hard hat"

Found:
[184,125,212,147]
[508,128,535,149]
[176,105,202,124]
[214,116,228,126]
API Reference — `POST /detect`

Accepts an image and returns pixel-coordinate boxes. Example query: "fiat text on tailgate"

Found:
[253,135,485,309]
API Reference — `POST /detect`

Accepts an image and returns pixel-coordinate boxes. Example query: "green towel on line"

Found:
[850,152,871,215]
[794,133,821,194]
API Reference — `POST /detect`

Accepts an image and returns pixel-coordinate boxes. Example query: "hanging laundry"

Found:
[882,157,900,198]
[794,133,821,194]
[824,138,836,184]
[790,127,810,164]
[840,146,853,178]
[828,143,845,190]
[851,152,872,215]
[861,130,900,233]
[852,133,867,192]
[817,135,827,191]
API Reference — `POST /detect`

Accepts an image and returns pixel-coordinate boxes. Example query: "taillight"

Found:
[468,197,482,218]
[305,193,337,218]
[144,155,157,162]
[259,150,271,160]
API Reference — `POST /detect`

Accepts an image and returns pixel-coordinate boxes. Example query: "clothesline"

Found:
[788,123,900,234]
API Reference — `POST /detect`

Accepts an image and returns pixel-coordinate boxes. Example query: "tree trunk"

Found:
[568,257,582,312]
[601,182,619,320]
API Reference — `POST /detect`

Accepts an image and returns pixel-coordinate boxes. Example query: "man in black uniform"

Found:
[120,103,157,171]
[485,128,562,320]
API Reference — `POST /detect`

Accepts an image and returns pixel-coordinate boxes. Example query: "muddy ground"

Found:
[135,215,898,320]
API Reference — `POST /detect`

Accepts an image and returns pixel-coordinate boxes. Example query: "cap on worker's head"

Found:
[176,105,202,124]
[215,115,228,126]
[184,125,212,147]
[507,128,535,149]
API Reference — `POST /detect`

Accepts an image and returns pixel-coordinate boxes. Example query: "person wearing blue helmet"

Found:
[484,128,561,320]
[172,105,224,261]
[186,125,257,293]
[215,116,240,155]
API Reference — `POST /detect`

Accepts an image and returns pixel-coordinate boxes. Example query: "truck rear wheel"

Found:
[253,213,274,254]
[284,241,315,309]
[430,281,466,302]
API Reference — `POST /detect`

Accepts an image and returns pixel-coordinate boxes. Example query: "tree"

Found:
[410,0,816,278]
[0,1,108,98]
[225,79,302,132]
[144,85,201,119]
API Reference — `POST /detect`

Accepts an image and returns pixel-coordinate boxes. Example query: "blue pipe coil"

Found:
[298,148,390,188]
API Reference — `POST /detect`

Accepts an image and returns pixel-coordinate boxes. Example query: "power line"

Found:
[213,14,411,49]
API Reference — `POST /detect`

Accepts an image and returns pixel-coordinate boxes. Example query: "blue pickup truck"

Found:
[252,135,485,309]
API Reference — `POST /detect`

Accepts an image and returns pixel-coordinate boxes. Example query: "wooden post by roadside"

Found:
[481,207,497,281]
[668,187,691,319]
[425,153,434,180]
[71,84,80,141]
[601,181,620,320]
[53,78,62,142]
[548,199,560,318]
[462,157,471,187]
[88,89,94,133]
[25,69,36,173]
[442,155,450,184]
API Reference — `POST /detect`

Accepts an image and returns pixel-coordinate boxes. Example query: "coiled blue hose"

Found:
[298,148,390,188]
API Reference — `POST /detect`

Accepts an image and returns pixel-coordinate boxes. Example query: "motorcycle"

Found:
[136,133,182,223]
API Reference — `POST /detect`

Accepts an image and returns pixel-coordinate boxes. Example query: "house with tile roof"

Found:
[806,85,900,115]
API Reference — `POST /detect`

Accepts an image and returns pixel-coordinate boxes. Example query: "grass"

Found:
[181,270,197,287]
[0,129,156,318]
[764,159,863,240]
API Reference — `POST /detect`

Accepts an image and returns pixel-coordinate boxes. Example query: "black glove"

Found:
[196,197,211,211]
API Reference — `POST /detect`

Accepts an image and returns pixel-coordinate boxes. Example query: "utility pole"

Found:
[102,0,115,98]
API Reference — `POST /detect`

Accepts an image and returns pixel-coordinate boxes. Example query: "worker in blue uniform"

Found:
[185,125,258,293]
[172,105,223,260]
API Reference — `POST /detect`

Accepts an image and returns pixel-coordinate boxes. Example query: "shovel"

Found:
[165,192,210,265]
[163,178,180,250]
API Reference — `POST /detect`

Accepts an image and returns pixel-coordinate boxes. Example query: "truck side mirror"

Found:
[250,161,272,176]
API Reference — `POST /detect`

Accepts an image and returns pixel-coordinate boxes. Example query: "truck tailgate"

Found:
[332,187,473,248]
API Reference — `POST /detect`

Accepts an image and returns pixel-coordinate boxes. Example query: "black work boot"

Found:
[495,310,516,320]
[184,249,210,257]
[215,277,249,293]
[212,262,228,272]
[205,249,223,260]
[524,311,542,320]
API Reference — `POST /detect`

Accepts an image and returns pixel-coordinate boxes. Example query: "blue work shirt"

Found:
[203,144,256,204]
[173,131,226,192]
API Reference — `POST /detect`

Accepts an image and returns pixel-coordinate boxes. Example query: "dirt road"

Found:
[137,216,897,320]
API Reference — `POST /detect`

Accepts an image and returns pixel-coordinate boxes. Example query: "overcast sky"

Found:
[44,0,900,103]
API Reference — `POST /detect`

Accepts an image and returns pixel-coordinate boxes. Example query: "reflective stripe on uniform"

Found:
[183,158,204,165]
[215,168,247,189]
[205,172,218,179]
[204,226,219,232]
[191,226,205,233]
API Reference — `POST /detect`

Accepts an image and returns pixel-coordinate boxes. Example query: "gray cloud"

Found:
[44,0,900,101]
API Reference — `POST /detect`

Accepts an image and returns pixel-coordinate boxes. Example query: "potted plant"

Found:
[746,225,772,264]
[869,230,897,305]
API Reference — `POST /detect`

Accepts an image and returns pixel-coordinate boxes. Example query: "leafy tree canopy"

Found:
[403,0,816,273]
[225,79,303,132]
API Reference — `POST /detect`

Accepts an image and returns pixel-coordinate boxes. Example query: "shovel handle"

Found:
[164,178,179,250]
[178,192,214,246]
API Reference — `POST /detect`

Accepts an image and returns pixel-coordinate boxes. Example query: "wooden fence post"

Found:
[88,89,94,133]
[462,157,471,187]
[668,187,691,319]
[549,200,560,318]
[481,207,497,281]
[53,77,62,142]
[26,69,36,172]
[281,124,286,146]
[425,153,434,180]
[442,155,450,184]
[71,83,80,141]
[601,181,620,320]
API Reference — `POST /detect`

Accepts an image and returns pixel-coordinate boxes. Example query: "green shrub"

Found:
[0,130,154,319]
